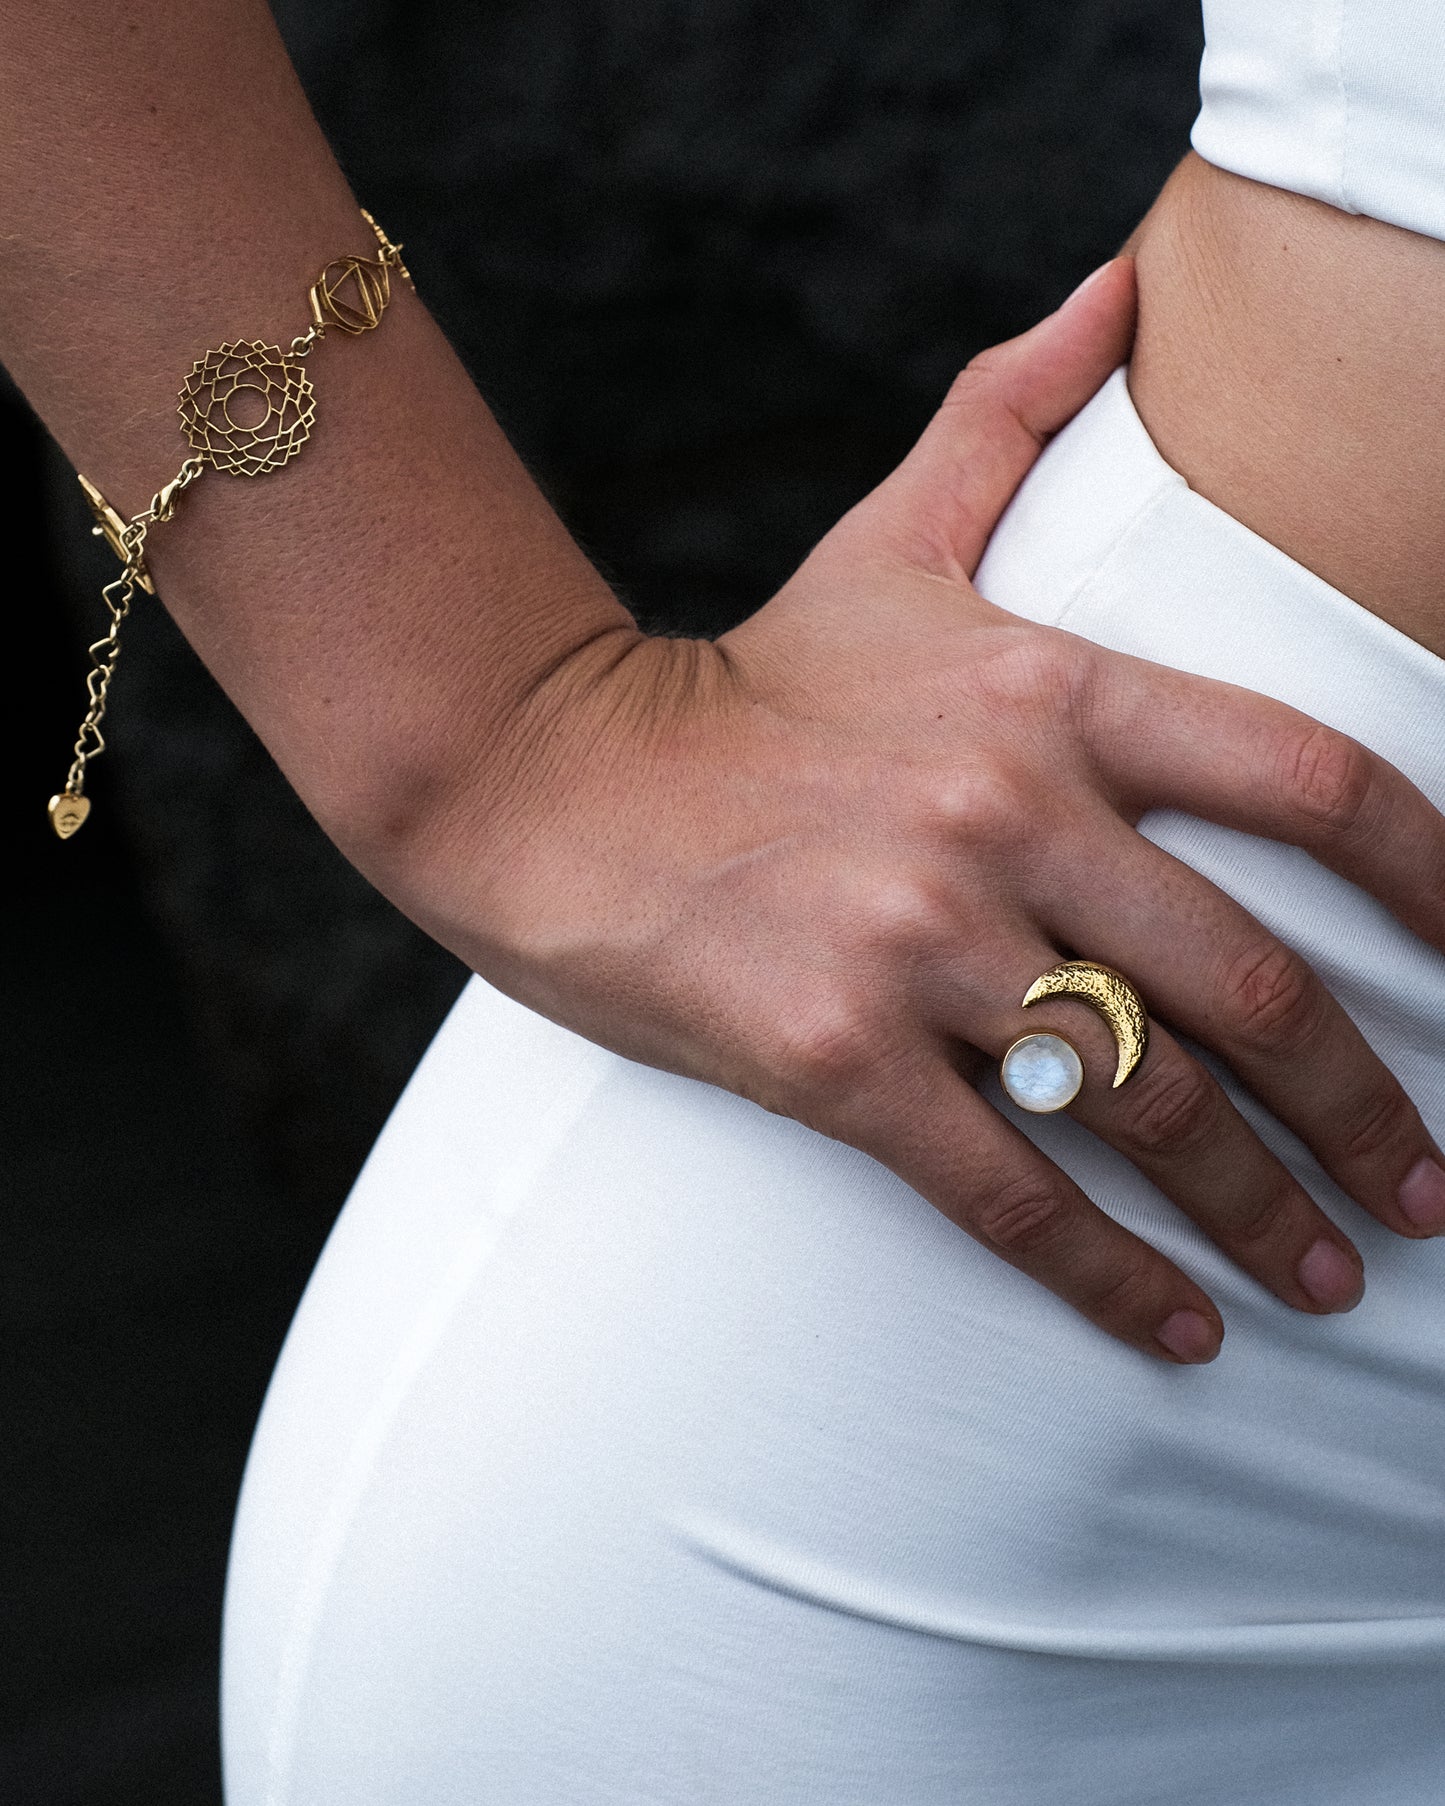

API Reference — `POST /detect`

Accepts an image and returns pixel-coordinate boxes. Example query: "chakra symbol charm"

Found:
[310,254,391,335]
[176,340,316,476]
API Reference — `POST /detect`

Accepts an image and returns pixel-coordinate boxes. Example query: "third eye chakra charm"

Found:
[311,254,391,335]
[177,340,316,476]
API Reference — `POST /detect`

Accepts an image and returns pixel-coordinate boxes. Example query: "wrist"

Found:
[386,628,730,992]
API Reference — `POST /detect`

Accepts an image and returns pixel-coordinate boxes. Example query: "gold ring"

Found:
[999,961,1149,1114]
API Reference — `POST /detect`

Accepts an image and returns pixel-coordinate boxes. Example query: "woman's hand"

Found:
[9,1,1441,1365]
[412,257,1445,1364]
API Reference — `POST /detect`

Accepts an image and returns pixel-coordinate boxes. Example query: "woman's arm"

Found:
[0,0,633,890]
[8,0,1445,1365]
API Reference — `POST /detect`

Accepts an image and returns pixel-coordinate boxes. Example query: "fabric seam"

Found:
[1334,0,1351,212]
[1047,480,1179,633]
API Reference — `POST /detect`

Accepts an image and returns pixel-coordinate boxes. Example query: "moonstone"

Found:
[1000,1032,1084,1113]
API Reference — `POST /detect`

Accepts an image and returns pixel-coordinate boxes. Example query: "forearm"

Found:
[0,0,635,911]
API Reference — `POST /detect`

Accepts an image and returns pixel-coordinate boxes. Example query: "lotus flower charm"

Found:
[176,340,316,476]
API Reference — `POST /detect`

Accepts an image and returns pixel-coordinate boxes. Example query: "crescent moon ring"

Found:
[1020,961,1150,1089]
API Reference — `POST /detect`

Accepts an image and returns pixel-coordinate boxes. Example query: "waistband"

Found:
[977,367,1445,813]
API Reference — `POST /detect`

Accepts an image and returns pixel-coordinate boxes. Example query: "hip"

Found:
[222,363,1445,1801]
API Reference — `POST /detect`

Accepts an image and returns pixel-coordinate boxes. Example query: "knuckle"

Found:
[1081,1244,1158,1322]
[1223,1177,1300,1254]
[944,351,1007,410]
[853,871,948,953]
[926,765,1033,852]
[972,1173,1073,1257]
[1220,939,1324,1057]
[1282,724,1378,841]
[971,624,1091,721]
[1333,1083,1416,1164]
[941,361,985,412]
[774,991,877,1103]
[943,350,1048,453]
[1117,1061,1221,1158]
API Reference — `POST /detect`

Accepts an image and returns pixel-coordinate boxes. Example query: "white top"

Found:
[1192,0,1445,243]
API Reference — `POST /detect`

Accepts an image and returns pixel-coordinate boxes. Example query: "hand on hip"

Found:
[421,257,1445,1364]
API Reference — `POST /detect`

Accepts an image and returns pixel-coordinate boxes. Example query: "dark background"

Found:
[3,3,1203,1799]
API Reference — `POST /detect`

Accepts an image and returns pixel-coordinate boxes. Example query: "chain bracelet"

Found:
[49,208,412,840]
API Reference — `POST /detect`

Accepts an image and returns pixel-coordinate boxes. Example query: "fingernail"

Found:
[1155,1309,1220,1364]
[1297,1238,1364,1311]
[1398,1155,1445,1232]
[1062,260,1114,306]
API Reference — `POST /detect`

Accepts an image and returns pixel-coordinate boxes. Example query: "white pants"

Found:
[221,370,1445,1805]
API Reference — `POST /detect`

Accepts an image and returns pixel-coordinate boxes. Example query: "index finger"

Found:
[1100,659,1445,954]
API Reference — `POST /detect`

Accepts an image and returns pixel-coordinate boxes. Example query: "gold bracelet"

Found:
[48,208,413,840]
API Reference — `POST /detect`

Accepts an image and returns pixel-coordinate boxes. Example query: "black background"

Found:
[3,3,1202,1799]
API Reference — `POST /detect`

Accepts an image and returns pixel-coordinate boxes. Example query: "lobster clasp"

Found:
[77,473,155,594]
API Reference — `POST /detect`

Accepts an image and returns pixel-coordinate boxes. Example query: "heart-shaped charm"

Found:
[48,792,91,839]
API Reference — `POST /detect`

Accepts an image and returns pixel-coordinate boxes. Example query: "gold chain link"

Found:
[49,210,412,839]
[60,456,206,802]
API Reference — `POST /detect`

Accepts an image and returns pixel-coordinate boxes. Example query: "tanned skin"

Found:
[6,5,1445,1364]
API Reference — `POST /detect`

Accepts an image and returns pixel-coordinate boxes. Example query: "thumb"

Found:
[872,254,1137,580]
